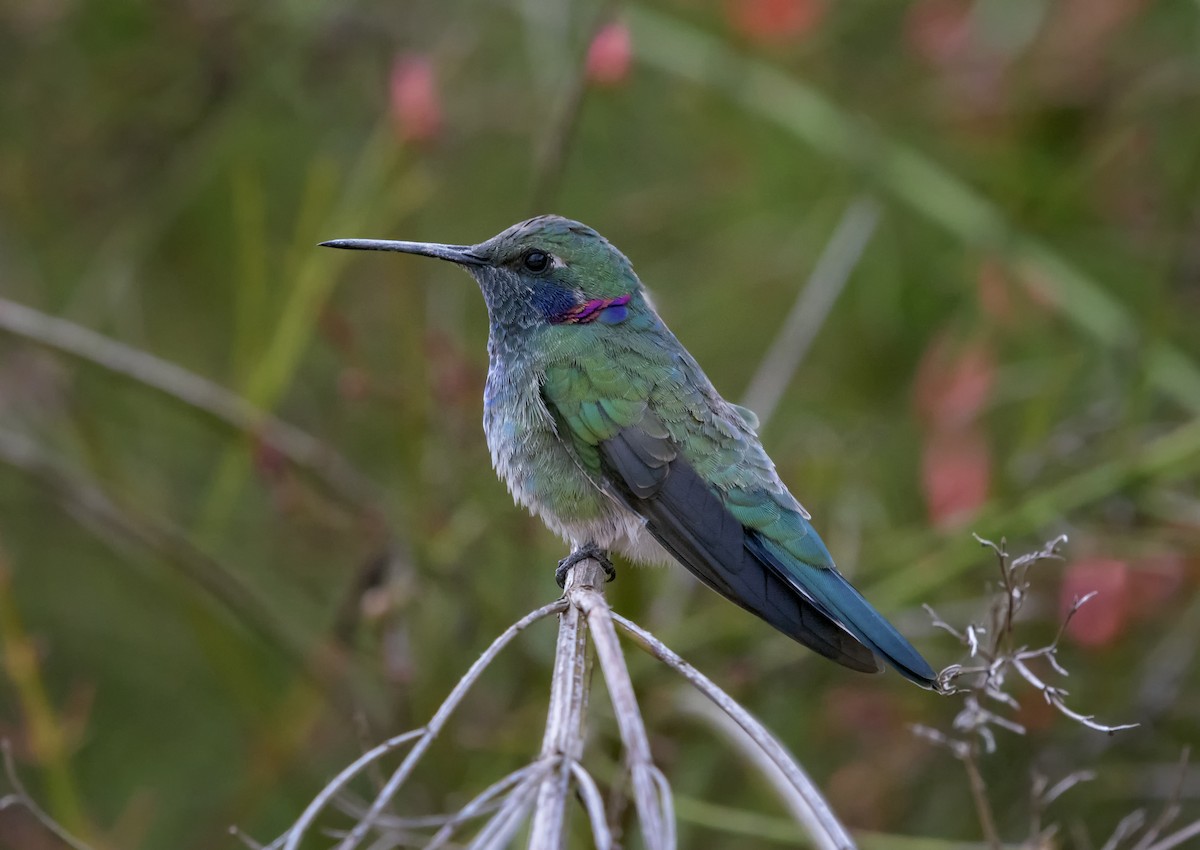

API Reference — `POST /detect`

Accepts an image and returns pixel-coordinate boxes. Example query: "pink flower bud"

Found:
[920,427,991,529]
[727,0,826,44]
[586,22,632,86]
[904,0,973,66]
[912,332,996,430]
[390,55,442,144]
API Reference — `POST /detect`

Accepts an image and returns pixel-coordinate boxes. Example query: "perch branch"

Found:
[613,612,855,850]
[575,574,673,850]
[528,558,599,849]
[423,765,537,849]
[264,552,855,850]
[280,599,566,850]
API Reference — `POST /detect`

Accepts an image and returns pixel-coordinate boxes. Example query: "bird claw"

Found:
[555,543,616,588]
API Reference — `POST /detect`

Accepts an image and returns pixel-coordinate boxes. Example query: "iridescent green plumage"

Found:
[322,216,936,687]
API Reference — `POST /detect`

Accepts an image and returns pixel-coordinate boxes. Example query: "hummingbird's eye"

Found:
[522,249,549,273]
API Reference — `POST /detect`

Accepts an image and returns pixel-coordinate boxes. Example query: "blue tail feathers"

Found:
[748,534,937,688]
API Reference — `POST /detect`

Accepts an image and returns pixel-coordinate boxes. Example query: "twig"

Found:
[570,762,615,850]
[333,794,504,832]
[1135,593,1200,725]
[1101,812,1148,850]
[528,560,597,848]
[1029,768,1094,840]
[269,553,854,850]
[467,765,548,850]
[919,535,1144,848]
[0,296,381,508]
[1130,749,1192,850]
[742,196,882,428]
[1009,656,1137,734]
[677,690,851,849]
[279,730,424,850]
[285,599,567,850]
[425,763,540,850]
[0,740,98,850]
[961,749,1001,850]
[229,824,268,849]
[909,726,1000,849]
[613,612,855,850]
[649,765,676,850]
[1039,770,1095,809]
[1144,820,1200,850]
[575,581,672,850]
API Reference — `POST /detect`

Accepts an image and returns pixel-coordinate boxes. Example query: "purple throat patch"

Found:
[553,293,632,325]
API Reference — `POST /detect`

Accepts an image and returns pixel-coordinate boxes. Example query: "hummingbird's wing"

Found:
[600,420,883,673]
[542,356,935,686]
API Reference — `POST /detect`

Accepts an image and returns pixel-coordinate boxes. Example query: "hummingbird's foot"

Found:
[556,542,616,588]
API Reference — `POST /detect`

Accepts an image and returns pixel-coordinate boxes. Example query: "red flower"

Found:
[390,55,442,144]
[913,332,996,430]
[904,0,973,66]
[920,427,991,529]
[727,0,826,44]
[586,22,632,86]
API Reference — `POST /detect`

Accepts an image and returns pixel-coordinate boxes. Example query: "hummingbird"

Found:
[322,216,936,687]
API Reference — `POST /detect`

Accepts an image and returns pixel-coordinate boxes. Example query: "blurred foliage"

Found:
[0,0,1198,847]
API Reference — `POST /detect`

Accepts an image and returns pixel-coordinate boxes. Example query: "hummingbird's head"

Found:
[321,215,642,331]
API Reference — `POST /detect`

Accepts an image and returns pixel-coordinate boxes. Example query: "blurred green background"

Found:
[1,0,1197,847]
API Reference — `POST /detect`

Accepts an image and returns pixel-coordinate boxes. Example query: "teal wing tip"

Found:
[802,560,939,689]
[882,647,938,690]
[851,613,938,689]
[747,534,939,688]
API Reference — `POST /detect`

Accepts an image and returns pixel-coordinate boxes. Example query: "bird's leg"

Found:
[555,541,616,588]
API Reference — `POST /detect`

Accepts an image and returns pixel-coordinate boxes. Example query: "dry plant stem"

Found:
[1029,770,1095,840]
[333,796,506,832]
[1103,813,1149,850]
[424,765,539,850]
[1145,820,1200,850]
[570,762,615,849]
[919,535,1146,849]
[283,599,567,850]
[276,730,422,850]
[742,196,881,427]
[1009,656,1137,734]
[0,740,97,850]
[469,766,550,850]
[910,727,1002,850]
[677,691,856,850]
[574,580,673,850]
[0,296,379,507]
[528,559,600,849]
[1130,749,1199,850]
[612,612,855,850]
[962,749,1002,850]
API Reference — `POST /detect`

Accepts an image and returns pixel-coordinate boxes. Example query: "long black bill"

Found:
[319,238,486,266]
